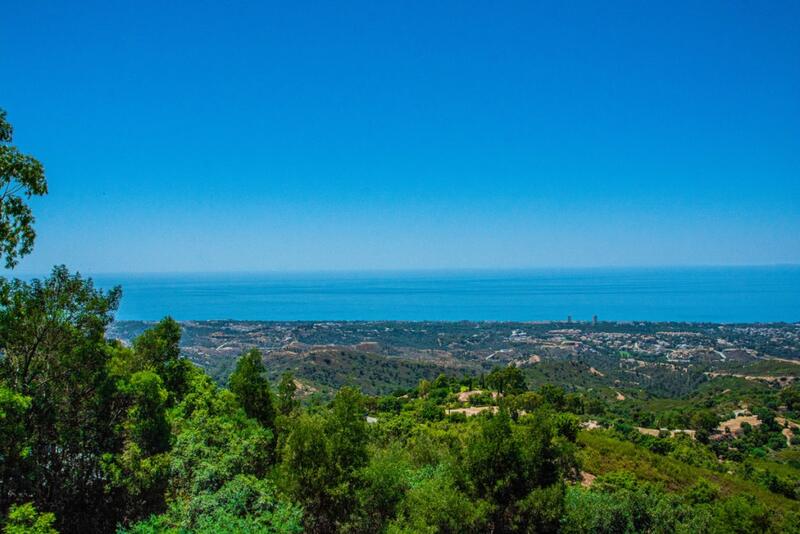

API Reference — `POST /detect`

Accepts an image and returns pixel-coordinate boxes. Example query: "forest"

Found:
[3,291,800,533]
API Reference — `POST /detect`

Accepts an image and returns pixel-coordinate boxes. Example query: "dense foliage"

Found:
[1,268,799,532]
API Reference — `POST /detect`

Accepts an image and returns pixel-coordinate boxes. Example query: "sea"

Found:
[80,266,800,323]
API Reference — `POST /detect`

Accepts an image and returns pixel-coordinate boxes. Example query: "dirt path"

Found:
[580,472,596,487]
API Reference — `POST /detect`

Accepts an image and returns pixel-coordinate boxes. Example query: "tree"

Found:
[387,465,487,533]
[513,391,544,412]
[0,109,47,268]
[486,366,527,395]
[229,349,275,431]
[132,317,189,404]
[562,483,680,534]
[432,373,450,389]
[170,372,274,494]
[0,267,122,532]
[686,478,720,505]
[418,399,443,422]
[120,371,170,456]
[538,384,565,408]
[463,411,523,507]
[282,387,368,533]
[711,495,772,533]
[281,413,336,533]
[3,503,57,534]
[349,447,411,532]
[754,407,780,432]
[277,371,299,416]
[0,386,30,507]
[462,410,570,532]
[123,475,303,534]
[418,379,431,397]
[564,393,585,414]
[690,410,718,434]
[327,387,369,477]
[779,386,800,412]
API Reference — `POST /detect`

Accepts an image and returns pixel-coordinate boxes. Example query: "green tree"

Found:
[0,267,121,532]
[432,373,449,390]
[690,409,718,434]
[169,371,274,495]
[282,387,368,533]
[710,495,773,533]
[754,407,780,432]
[486,366,527,395]
[418,379,431,397]
[387,465,487,534]
[277,371,299,416]
[0,109,48,269]
[281,413,335,532]
[564,393,585,414]
[686,478,720,505]
[779,386,800,412]
[463,411,524,507]
[132,317,189,404]
[461,410,569,532]
[123,475,303,534]
[0,386,30,512]
[3,503,57,534]
[121,370,283,533]
[538,384,565,408]
[562,483,681,534]
[513,391,543,412]
[327,387,369,479]
[229,349,276,432]
[418,399,443,422]
[101,370,172,522]
[121,371,170,455]
[348,446,411,532]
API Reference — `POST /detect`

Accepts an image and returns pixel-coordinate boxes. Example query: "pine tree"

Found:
[229,349,276,432]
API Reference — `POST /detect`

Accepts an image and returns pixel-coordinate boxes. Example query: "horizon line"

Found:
[8,262,800,278]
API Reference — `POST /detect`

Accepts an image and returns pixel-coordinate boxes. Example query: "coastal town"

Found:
[108,320,800,394]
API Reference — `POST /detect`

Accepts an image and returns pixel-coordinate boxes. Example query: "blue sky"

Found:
[2,1,798,273]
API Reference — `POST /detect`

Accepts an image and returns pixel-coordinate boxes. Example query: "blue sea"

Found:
[83,267,800,323]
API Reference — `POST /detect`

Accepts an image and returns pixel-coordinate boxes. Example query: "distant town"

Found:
[108,320,800,395]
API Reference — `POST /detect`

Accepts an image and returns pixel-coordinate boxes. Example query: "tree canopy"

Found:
[0,109,47,268]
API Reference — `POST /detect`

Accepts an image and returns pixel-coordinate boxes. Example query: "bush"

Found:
[3,503,57,534]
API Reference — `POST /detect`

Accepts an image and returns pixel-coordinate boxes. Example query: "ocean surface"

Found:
[82,267,800,323]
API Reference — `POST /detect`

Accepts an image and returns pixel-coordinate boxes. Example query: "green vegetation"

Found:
[230,349,277,431]
[265,349,460,396]
[0,109,47,268]
[3,275,799,532]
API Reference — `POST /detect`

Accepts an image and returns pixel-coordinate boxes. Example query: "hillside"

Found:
[264,348,461,395]
[5,295,800,533]
[107,320,800,398]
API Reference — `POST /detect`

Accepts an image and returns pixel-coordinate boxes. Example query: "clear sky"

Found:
[2,1,798,274]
